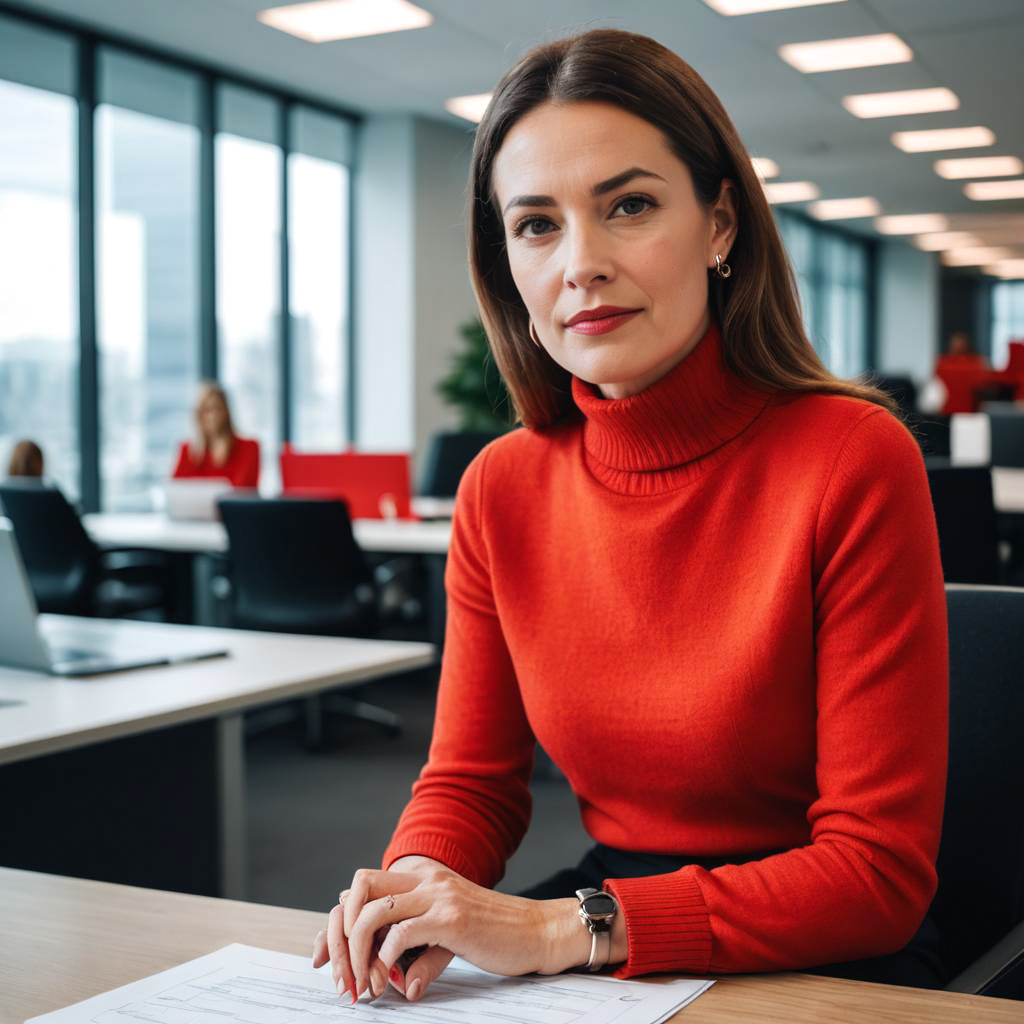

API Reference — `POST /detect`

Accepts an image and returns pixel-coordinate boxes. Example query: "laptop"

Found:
[0,519,228,677]
[163,478,234,522]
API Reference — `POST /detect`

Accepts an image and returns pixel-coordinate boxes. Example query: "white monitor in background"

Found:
[162,478,234,521]
[950,414,991,466]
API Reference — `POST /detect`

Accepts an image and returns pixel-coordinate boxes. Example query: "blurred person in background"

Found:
[172,381,259,489]
[7,439,44,479]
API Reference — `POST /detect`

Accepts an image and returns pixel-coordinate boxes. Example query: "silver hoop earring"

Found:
[528,321,542,348]
[715,253,732,279]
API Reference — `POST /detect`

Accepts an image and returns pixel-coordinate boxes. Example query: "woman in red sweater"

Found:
[313,30,948,1002]
[171,381,259,489]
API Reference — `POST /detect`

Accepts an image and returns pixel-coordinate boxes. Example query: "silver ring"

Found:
[385,894,396,911]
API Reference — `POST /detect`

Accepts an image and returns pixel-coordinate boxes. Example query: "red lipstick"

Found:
[564,305,642,336]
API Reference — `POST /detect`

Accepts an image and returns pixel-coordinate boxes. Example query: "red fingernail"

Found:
[390,967,401,982]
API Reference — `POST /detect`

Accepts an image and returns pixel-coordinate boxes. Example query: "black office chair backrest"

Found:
[873,375,918,420]
[418,431,502,498]
[911,415,951,458]
[0,481,100,614]
[934,585,1024,979]
[924,463,1001,585]
[218,497,376,637]
[987,410,1024,468]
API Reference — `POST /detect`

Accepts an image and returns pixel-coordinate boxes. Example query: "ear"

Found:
[706,179,738,268]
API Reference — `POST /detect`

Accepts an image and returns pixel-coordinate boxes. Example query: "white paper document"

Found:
[27,943,713,1024]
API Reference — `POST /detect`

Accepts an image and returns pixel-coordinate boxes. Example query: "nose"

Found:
[562,222,614,290]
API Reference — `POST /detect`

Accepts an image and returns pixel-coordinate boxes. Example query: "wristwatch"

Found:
[575,887,619,972]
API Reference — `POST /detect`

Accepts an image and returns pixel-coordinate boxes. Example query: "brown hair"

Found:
[468,29,897,428]
[191,380,238,459]
[7,439,44,478]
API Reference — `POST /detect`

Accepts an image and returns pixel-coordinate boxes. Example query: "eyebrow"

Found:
[501,166,667,216]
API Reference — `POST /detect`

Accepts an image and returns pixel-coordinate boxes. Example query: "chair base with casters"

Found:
[217,496,403,747]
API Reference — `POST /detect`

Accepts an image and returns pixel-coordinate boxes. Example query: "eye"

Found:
[512,216,556,239]
[613,194,657,218]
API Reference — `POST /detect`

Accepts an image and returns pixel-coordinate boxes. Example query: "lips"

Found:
[565,305,642,327]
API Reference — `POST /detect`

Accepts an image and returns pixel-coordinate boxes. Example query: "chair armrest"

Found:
[946,918,1024,998]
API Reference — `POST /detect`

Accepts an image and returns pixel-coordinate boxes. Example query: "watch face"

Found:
[583,893,617,917]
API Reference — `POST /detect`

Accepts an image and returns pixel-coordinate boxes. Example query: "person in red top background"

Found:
[933,331,989,414]
[312,30,948,1004]
[171,381,260,489]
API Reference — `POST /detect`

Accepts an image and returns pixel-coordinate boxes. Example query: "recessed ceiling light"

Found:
[842,87,958,119]
[891,126,996,153]
[257,0,432,43]
[444,93,492,124]
[875,214,948,235]
[751,157,780,180]
[779,34,912,74]
[964,179,1024,201]
[936,156,1024,180]
[703,0,846,14]
[984,259,1024,279]
[941,247,1015,266]
[809,197,881,220]
[762,181,820,204]
[913,232,983,252]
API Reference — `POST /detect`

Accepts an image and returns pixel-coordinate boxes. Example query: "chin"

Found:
[561,343,665,394]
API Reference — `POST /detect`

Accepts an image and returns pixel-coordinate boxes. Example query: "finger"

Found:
[349,893,426,1000]
[326,904,356,1004]
[343,868,418,937]
[404,946,454,1002]
[376,915,441,975]
[311,928,328,968]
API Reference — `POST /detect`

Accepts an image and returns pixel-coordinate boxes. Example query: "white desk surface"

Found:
[993,468,1024,513]
[83,512,452,555]
[0,617,434,767]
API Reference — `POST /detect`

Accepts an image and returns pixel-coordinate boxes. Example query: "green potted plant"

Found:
[436,318,513,432]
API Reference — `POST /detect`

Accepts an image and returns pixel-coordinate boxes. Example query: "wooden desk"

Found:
[0,618,433,900]
[2,869,1018,1024]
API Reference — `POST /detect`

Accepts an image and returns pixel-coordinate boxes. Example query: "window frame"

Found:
[0,2,359,511]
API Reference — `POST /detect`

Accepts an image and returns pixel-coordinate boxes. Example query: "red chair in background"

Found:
[279,446,414,520]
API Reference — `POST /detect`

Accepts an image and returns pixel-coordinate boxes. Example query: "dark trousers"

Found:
[517,843,946,990]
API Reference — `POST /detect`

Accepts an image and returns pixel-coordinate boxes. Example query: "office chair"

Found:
[910,415,951,458]
[873,375,918,421]
[217,496,400,743]
[924,463,1002,585]
[418,430,502,498]
[987,409,1024,469]
[937,584,1024,999]
[0,481,167,618]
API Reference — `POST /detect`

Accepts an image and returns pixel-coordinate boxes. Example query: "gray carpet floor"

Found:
[245,665,592,915]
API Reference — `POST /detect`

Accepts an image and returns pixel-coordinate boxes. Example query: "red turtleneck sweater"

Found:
[383,323,948,978]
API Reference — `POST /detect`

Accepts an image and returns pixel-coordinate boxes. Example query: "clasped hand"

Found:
[311,860,588,1004]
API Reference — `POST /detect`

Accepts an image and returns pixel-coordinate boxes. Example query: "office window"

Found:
[216,85,283,490]
[775,209,870,377]
[96,50,200,511]
[0,18,78,495]
[288,106,353,450]
[992,282,1024,371]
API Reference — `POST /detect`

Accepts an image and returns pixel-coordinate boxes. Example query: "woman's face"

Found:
[491,101,736,399]
[198,393,229,437]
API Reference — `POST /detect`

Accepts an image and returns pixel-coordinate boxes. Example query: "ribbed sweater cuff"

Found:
[382,833,493,888]
[604,870,712,978]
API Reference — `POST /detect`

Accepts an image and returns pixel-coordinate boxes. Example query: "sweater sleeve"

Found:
[605,408,949,977]
[381,446,535,885]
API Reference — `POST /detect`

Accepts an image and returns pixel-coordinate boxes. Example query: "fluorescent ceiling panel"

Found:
[875,214,948,235]
[964,179,1024,200]
[779,34,911,74]
[444,93,492,124]
[935,157,1024,180]
[703,0,846,14]
[257,0,432,43]
[913,232,983,252]
[751,157,779,179]
[842,87,958,119]
[810,197,881,220]
[762,181,819,204]
[891,126,995,153]
[985,260,1024,279]
[941,247,1014,266]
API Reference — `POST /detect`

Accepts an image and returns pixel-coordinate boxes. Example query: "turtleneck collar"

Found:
[570,321,771,487]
